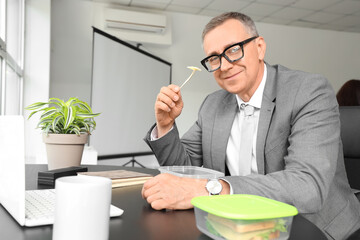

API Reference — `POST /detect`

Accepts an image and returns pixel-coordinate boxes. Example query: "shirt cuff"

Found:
[219,177,234,195]
[150,125,173,141]
[150,126,159,140]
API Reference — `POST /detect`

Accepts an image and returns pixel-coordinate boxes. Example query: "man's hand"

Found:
[141,173,231,210]
[141,173,208,210]
[155,85,183,137]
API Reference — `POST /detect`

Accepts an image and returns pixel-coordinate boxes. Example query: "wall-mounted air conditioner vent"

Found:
[105,9,166,34]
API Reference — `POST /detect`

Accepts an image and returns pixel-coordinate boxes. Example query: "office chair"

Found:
[339,106,360,197]
[336,79,360,106]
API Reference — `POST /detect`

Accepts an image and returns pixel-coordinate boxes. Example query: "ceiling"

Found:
[92,0,360,33]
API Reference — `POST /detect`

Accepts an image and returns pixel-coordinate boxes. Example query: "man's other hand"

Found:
[155,85,183,137]
[141,173,208,210]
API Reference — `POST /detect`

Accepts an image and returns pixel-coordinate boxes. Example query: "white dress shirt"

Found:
[226,64,267,176]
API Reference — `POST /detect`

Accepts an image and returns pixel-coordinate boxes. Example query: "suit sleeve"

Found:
[143,96,209,167]
[225,74,340,214]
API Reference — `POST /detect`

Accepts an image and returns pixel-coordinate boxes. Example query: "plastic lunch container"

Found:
[158,166,224,179]
[191,194,298,240]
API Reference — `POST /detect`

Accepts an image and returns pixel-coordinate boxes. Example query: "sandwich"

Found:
[206,214,287,240]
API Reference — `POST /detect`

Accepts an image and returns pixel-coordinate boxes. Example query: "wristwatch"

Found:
[205,179,223,195]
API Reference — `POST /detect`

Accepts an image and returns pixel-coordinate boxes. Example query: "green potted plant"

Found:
[25,97,100,170]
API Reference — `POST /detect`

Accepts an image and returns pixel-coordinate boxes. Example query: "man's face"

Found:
[203,19,266,102]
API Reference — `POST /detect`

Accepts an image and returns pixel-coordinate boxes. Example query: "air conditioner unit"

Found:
[105,9,166,34]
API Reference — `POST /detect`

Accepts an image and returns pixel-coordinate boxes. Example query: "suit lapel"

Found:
[211,93,238,172]
[256,63,276,174]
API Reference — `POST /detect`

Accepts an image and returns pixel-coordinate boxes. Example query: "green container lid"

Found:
[191,194,298,220]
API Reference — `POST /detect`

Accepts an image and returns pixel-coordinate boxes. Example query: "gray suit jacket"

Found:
[145,63,360,239]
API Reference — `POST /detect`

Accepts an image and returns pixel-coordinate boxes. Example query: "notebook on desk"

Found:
[0,116,123,227]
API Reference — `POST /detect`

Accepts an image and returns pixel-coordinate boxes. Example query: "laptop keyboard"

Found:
[24,188,123,226]
[25,189,55,221]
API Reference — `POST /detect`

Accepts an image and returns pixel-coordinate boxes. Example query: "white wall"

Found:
[50,0,94,104]
[27,0,360,163]
[257,23,360,92]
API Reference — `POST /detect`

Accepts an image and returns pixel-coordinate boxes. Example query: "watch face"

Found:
[206,179,222,195]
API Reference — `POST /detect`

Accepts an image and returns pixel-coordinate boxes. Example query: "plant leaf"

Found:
[49,98,65,108]
[76,113,101,119]
[76,101,93,113]
[24,102,48,110]
[43,124,52,136]
[70,124,81,135]
[65,124,81,135]
[63,105,74,129]
[37,118,52,129]
[85,119,96,130]
[80,121,90,133]
[66,97,79,107]
[54,125,63,133]
[40,108,57,119]
[52,114,63,132]
[49,97,65,105]
[27,109,42,120]
[72,128,81,135]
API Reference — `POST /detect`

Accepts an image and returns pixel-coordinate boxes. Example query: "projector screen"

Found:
[90,28,171,158]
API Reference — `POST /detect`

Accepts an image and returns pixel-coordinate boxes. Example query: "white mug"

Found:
[52,175,112,240]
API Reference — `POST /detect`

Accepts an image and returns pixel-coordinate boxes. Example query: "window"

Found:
[0,0,24,115]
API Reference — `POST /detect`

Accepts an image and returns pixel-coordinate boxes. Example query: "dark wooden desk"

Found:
[0,164,328,240]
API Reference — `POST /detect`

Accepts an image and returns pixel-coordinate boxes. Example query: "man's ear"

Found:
[256,36,266,61]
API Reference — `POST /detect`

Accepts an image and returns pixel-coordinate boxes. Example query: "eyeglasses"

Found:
[200,36,258,72]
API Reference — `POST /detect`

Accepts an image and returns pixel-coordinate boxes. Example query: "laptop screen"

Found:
[0,116,26,225]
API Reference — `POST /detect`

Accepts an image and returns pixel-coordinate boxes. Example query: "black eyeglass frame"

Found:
[200,36,258,72]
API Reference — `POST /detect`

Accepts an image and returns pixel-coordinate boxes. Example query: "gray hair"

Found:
[202,12,259,41]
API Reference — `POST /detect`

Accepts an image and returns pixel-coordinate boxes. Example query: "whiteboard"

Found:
[90,28,171,157]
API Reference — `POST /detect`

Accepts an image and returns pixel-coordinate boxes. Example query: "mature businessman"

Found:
[142,12,360,239]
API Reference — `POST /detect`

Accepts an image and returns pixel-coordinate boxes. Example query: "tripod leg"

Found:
[122,159,134,167]
[122,157,146,168]
[134,161,146,168]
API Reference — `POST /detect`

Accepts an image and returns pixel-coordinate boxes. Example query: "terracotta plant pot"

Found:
[43,133,89,170]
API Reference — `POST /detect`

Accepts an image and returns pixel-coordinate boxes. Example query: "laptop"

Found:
[0,115,123,227]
